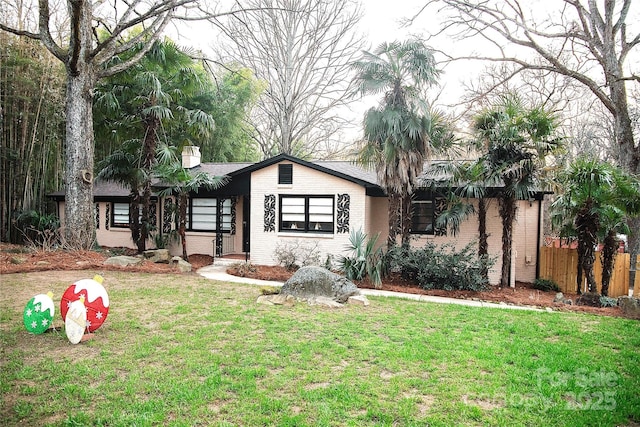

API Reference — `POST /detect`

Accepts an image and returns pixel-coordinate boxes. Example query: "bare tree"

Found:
[463,63,621,163]
[214,0,365,158]
[416,0,638,166]
[416,0,640,253]
[0,0,241,249]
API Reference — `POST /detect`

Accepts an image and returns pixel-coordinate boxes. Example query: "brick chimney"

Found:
[181,146,201,169]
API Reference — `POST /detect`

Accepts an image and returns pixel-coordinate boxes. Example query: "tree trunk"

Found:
[611,74,639,175]
[130,191,142,253]
[600,229,618,297]
[178,194,189,261]
[139,115,160,253]
[576,240,584,294]
[61,0,97,250]
[582,243,598,294]
[627,216,639,291]
[400,194,413,249]
[63,72,97,250]
[576,200,599,294]
[387,193,400,249]
[477,198,489,284]
[610,66,639,290]
[498,196,516,287]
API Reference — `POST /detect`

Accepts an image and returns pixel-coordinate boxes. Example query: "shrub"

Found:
[228,261,257,277]
[323,254,335,271]
[337,228,384,288]
[273,240,322,271]
[533,278,561,292]
[15,210,61,250]
[599,296,618,307]
[386,242,493,292]
[152,230,178,249]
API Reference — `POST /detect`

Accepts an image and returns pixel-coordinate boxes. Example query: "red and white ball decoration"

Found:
[60,275,110,332]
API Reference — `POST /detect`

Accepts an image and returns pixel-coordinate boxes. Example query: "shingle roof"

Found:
[49,155,549,199]
[314,161,378,186]
[48,180,133,199]
[191,162,254,176]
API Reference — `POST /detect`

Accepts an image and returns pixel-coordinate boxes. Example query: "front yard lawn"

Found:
[1,271,639,426]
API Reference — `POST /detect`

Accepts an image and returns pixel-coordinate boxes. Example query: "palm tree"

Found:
[351,39,450,248]
[601,171,640,295]
[94,38,216,252]
[553,158,640,295]
[96,140,147,251]
[423,154,494,284]
[599,210,628,296]
[474,94,561,287]
[155,145,227,261]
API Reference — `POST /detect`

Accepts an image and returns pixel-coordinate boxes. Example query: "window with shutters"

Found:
[111,202,130,227]
[187,198,232,232]
[279,195,334,233]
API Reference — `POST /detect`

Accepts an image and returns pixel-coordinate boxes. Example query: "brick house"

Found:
[51,147,546,286]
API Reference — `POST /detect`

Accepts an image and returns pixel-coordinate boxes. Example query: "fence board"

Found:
[539,247,630,297]
[634,255,639,297]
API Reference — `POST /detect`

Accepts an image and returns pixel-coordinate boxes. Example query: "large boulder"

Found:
[576,292,601,307]
[618,296,640,319]
[171,256,192,272]
[144,249,171,263]
[103,255,142,266]
[280,266,360,303]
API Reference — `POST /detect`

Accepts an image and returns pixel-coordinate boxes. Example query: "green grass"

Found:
[1,271,639,426]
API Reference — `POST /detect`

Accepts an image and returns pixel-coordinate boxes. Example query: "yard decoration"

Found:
[60,275,109,332]
[65,295,87,344]
[23,292,55,334]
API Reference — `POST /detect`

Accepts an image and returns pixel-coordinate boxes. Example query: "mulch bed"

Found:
[1,243,633,318]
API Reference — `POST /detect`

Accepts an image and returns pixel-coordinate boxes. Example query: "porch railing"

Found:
[214,234,236,257]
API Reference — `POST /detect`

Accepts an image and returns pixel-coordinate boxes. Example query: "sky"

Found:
[168,0,456,143]
[168,0,640,146]
[170,0,473,101]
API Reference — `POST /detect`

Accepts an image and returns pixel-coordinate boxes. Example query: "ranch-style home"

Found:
[50,146,547,286]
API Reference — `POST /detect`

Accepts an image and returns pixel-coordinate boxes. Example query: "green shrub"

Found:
[152,230,178,249]
[386,242,492,292]
[15,210,61,249]
[599,296,618,307]
[338,228,384,288]
[533,278,561,292]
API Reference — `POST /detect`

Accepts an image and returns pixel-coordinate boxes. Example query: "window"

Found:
[411,200,434,235]
[111,202,153,228]
[188,198,232,232]
[278,164,293,184]
[112,203,130,227]
[280,196,334,233]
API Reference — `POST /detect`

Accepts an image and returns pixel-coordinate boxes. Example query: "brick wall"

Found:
[249,161,368,266]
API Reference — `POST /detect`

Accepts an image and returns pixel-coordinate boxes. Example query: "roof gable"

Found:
[228,153,379,188]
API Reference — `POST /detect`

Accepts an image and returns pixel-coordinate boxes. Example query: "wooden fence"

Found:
[539,247,636,298]
[635,256,640,297]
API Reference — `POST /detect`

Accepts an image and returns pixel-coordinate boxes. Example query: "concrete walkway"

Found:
[197,262,546,313]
